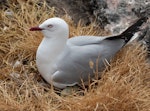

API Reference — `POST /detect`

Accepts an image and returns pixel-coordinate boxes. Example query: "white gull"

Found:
[30,17,147,89]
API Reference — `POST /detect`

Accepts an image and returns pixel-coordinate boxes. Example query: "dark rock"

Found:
[45,0,93,25]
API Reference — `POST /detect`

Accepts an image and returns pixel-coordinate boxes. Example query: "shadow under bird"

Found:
[30,17,148,89]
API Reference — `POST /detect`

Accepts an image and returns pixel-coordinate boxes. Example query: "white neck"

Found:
[36,35,67,83]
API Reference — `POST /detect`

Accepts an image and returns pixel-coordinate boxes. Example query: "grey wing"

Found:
[52,37,125,87]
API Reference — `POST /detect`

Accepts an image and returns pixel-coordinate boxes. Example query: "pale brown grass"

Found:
[0,0,150,111]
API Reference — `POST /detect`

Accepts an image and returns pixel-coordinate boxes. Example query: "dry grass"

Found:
[0,0,150,111]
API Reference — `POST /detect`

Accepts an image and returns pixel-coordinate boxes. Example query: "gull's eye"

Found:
[47,24,53,28]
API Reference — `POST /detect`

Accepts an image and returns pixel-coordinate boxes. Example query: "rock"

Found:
[45,0,92,25]
[89,0,150,32]
[143,26,150,54]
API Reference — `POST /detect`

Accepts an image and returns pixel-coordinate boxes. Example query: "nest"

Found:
[0,0,149,111]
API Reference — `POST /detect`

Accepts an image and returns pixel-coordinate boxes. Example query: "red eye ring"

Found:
[47,24,53,28]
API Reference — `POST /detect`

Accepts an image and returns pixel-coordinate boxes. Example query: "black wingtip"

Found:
[120,16,148,43]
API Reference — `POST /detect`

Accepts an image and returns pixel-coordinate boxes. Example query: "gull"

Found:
[30,17,147,89]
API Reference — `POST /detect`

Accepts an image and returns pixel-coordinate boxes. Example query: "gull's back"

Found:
[52,36,124,87]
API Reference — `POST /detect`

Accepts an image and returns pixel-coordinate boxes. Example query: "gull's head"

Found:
[30,17,69,38]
